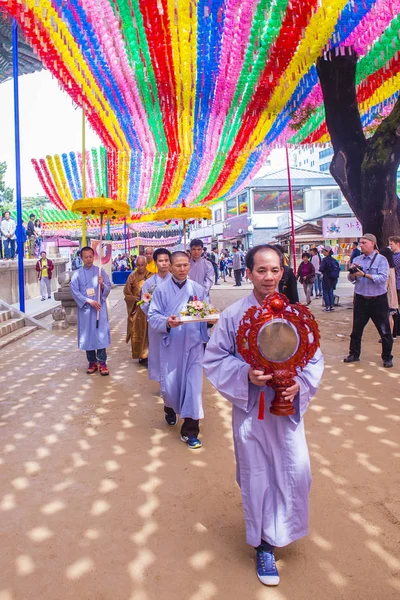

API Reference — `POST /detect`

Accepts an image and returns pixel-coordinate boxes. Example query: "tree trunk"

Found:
[316,49,400,248]
[361,99,400,245]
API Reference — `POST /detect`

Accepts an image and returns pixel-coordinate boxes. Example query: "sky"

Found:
[0,70,100,197]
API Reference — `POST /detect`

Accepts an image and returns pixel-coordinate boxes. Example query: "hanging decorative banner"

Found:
[9,0,397,213]
[322,217,362,239]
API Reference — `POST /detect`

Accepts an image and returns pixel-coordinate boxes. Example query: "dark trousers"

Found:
[350,293,393,361]
[234,269,242,286]
[3,239,16,259]
[213,264,219,284]
[164,406,199,437]
[322,285,335,308]
[86,348,107,363]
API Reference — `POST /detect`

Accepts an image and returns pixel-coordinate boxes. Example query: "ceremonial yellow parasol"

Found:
[150,202,212,250]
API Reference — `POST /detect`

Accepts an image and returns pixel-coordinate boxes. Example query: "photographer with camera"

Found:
[344,233,393,368]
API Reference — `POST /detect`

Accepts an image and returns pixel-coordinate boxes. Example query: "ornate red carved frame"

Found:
[237,292,320,417]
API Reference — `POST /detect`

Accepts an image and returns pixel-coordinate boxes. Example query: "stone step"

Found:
[0,316,25,338]
[0,309,12,323]
[0,325,38,350]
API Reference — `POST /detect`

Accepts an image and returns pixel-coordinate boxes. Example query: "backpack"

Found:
[327,257,340,280]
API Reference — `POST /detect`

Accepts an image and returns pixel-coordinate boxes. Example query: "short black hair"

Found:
[352,241,359,246]
[171,251,190,263]
[302,252,310,259]
[190,238,203,249]
[154,248,171,262]
[29,213,35,219]
[246,244,284,271]
[81,246,94,256]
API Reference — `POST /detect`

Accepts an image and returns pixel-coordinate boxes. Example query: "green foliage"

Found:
[0,161,14,209]
[22,195,51,213]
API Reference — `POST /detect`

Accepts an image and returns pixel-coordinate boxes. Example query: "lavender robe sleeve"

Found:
[148,286,169,334]
[100,269,111,301]
[70,270,89,309]
[203,260,215,294]
[203,311,257,412]
[291,348,324,424]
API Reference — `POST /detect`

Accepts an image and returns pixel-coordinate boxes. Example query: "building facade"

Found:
[189,166,347,252]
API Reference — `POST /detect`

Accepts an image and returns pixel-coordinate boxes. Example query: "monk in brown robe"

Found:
[123,255,152,363]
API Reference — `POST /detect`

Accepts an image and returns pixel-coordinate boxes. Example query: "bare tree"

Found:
[316,48,400,248]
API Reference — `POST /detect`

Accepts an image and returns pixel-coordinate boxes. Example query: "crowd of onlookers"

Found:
[0,211,42,260]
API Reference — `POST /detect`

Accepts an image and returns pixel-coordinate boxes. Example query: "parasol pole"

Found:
[183,219,186,251]
[96,212,103,329]
[12,20,25,313]
[81,109,87,246]
[285,146,297,272]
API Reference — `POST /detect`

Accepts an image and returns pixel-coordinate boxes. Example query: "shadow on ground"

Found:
[0,287,399,599]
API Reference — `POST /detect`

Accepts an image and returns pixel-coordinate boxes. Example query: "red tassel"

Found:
[258,391,265,420]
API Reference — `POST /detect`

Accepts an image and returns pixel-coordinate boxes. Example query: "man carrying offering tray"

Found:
[148,251,211,449]
[203,244,324,587]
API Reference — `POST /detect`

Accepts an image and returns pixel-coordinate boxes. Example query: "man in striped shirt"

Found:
[389,236,400,304]
[344,234,393,368]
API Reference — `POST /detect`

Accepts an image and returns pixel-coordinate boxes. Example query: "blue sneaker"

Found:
[256,549,280,586]
[180,435,202,449]
[165,413,178,426]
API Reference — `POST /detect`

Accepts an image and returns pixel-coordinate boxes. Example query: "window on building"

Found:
[299,161,302,166]
[226,197,238,219]
[253,189,305,212]
[321,189,342,212]
[310,148,314,154]
[319,147,334,160]
[214,208,222,222]
[238,192,248,214]
[311,160,315,167]
[320,162,330,172]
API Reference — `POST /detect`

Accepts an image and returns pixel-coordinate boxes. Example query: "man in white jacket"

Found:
[1,211,16,260]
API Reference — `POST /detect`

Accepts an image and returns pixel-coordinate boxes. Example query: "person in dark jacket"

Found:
[319,246,339,312]
[273,245,299,304]
[350,241,361,263]
[296,252,315,305]
[279,265,299,304]
[27,214,36,258]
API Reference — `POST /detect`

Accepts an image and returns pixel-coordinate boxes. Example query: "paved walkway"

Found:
[0,286,399,600]
[11,295,60,318]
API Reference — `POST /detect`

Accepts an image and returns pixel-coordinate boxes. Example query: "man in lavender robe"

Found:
[203,244,324,586]
[70,246,111,376]
[148,251,209,449]
[189,238,214,295]
[140,248,172,381]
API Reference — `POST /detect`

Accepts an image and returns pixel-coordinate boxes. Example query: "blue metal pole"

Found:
[12,20,25,313]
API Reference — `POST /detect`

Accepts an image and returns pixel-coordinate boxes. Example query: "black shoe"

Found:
[138,357,148,366]
[343,355,360,363]
[165,412,178,426]
[383,360,393,368]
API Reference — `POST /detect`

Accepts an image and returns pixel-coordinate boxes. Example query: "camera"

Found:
[349,265,364,274]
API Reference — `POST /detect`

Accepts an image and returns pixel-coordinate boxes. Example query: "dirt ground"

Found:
[0,284,399,600]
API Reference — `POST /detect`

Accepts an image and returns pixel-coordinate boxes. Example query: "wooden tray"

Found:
[178,314,220,323]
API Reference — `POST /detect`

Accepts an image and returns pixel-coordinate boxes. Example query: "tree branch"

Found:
[316,49,367,219]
